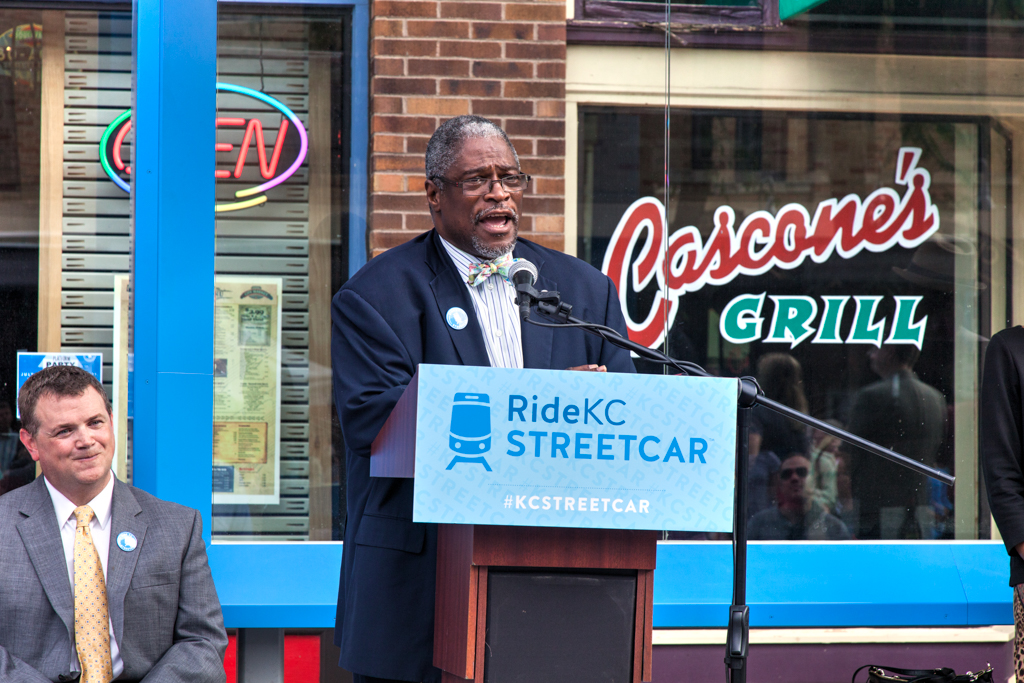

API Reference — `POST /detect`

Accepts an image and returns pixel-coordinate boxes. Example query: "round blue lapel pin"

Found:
[446,307,468,330]
[116,531,137,552]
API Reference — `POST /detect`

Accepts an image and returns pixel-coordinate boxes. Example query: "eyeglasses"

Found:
[434,173,531,196]
[780,467,809,480]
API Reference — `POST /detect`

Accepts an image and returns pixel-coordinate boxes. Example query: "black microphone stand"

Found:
[515,283,955,683]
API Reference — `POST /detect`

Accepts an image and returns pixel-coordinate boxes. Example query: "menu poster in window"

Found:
[212,276,283,505]
[112,274,130,481]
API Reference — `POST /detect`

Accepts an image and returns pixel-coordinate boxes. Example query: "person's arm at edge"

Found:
[332,287,416,457]
[139,510,227,683]
[981,331,1024,561]
[597,274,636,374]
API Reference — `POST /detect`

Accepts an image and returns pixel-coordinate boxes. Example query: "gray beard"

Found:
[470,219,519,259]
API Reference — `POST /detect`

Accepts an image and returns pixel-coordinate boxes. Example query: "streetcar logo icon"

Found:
[446,393,493,471]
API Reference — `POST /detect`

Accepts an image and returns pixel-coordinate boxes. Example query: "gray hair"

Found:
[425,115,519,190]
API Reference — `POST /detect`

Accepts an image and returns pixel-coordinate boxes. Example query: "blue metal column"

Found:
[131,0,217,532]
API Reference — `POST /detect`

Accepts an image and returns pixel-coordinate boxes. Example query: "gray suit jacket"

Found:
[0,477,227,683]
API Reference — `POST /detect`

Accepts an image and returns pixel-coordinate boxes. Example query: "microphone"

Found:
[507,259,539,320]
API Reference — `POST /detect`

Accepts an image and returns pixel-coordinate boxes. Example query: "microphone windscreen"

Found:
[508,259,538,286]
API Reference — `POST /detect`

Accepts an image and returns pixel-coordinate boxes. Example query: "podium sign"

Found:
[409,364,737,532]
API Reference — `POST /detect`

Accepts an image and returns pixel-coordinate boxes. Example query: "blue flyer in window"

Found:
[16,352,104,419]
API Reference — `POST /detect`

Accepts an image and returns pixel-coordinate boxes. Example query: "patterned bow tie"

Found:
[467,253,517,287]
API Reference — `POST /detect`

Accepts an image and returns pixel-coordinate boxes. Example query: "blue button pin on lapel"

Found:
[116,531,137,552]
[446,307,468,330]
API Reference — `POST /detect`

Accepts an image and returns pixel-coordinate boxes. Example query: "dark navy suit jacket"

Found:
[331,229,634,681]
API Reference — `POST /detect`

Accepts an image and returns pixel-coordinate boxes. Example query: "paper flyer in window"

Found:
[212,276,283,505]
[112,274,130,482]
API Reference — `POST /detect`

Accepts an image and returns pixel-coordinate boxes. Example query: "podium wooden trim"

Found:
[370,368,658,682]
[434,525,656,683]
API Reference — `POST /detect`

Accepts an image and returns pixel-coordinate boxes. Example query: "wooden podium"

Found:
[372,370,658,682]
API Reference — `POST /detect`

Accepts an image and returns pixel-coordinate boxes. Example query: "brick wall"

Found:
[368,0,567,258]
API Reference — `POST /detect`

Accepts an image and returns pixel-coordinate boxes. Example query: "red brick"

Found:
[440,2,502,20]
[373,134,406,153]
[504,80,563,99]
[405,174,428,190]
[406,98,470,115]
[373,38,437,57]
[504,3,565,21]
[525,232,564,251]
[522,195,563,213]
[439,79,501,97]
[536,62,565,80]
[408,58,470,77]
[472,99,533,117]
[374,154,426,172]
[506,42,565,60]
[373,0,438,18]
[406,212,434,231]
[472,22,534,41]
[374,57,405,76]
[439,40,501,58]
[508,137,535,156]
[370,210,403,230]
[371,229,422,251]
[536,99,565,118]
[472,60,533,79]
[537,139,565,156]
[407,136,431,154]
[371,193,430,213]
[505,118,562,137]
[522,164,564,183]
[534,177,565,195]
[374,96,403,114]
[373,115,437,135]
[407,19,470,38]
[373,18,405,37]
[533,215,565,233]
[537,24,566,41]
[374,77,438,95]
[516,215,533,233]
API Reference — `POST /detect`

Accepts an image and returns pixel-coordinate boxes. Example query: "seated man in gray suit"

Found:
[0,365,227,683]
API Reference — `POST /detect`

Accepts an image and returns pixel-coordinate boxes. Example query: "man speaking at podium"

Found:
[331,115,635,683]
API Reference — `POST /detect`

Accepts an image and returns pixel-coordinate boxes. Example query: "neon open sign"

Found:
[99,82,309,213]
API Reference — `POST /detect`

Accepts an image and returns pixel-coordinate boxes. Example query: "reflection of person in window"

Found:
[844,344,946,539]
[748,353,811,461]
[0,400,19,476]
[808,421,841,514]
[747,353,810,519]
[748,454,851,541]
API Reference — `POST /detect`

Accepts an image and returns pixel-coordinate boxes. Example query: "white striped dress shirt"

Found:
[439,236,524,369]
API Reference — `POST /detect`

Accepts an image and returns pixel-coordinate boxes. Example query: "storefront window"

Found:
[0,8,133,493]
[0,9,41,492]
[578,108,1008,541]
[207,9,350,542]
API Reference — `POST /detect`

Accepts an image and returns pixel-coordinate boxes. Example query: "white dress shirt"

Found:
[439,236,524,369]
[44,473,124,679]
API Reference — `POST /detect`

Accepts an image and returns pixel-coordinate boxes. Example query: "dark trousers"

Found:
[353,676,418,683]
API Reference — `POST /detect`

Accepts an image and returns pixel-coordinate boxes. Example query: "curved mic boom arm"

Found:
[516,283,954,488]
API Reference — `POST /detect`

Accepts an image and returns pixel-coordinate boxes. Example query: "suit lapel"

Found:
[427,231,490,367]
[106,480,146,648]
[16,477,75,637]
[516,244,555,370]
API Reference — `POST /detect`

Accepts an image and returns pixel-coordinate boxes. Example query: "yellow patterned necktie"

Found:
[73,505,113,683]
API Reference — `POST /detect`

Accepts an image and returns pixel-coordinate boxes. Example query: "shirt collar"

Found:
[438,234,485,277]
[44,472,115,530]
